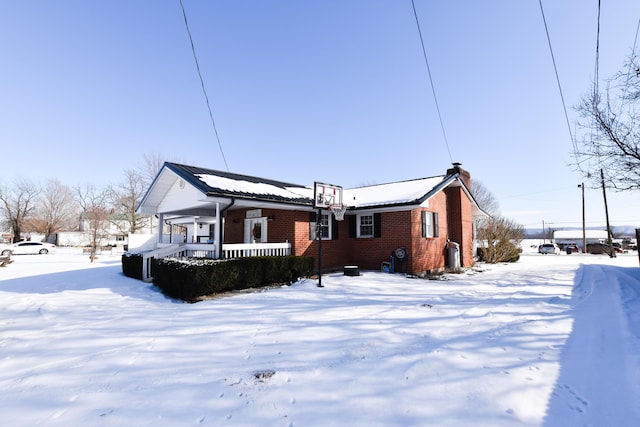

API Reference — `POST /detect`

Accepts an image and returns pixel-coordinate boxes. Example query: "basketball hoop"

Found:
[329,203,347,221]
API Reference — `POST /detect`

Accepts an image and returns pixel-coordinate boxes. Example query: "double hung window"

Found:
[310,213,332,240]
[357,214,374,238]
[422,211,439,238]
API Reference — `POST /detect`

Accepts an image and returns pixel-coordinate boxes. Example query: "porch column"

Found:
[215,203,221,258]
[193,217,198,243]
[157,213,164,244]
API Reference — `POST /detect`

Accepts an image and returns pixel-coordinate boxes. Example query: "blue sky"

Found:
[2,1,640,231]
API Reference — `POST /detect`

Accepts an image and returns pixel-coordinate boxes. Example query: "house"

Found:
[54,214,156,249]
[136,162,488,278]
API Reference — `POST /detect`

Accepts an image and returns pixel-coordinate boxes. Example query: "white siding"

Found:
[157,179,209,213]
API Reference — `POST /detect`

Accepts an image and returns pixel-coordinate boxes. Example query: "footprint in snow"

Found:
[562,384,589,411]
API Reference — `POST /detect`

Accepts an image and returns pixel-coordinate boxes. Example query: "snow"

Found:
[195,174,313,201]
[345,176,445,208]
[1,248,639,426]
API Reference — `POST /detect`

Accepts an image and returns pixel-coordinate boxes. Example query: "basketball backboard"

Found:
[313,182,343,209]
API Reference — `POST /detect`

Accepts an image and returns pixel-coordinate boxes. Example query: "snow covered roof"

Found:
[174,163,312,205]
[345,176,448,209]
[138,162,478,214]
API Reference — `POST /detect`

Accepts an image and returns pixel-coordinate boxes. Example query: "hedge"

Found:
[121,253,144,280]
[151,256,314,302]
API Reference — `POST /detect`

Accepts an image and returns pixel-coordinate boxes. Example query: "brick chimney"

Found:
[446,162,471,188]
[445,162,473,267]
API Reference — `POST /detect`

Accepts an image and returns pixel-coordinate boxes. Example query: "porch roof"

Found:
[137,163,315,215]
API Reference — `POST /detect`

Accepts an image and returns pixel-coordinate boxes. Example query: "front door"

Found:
[244,217,267,243]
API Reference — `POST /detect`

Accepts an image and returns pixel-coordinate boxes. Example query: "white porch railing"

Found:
[222,242,291,258]
[138,242,291,281]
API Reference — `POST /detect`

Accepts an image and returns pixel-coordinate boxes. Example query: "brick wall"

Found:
[223,208,297,244]
[224,209,244,243]
[343,211,413,272]
[459,194,474,267]
[410,192,449,273]
[221,184,476,273]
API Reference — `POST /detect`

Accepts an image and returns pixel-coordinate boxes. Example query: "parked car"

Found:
[621,239,637,251]
[1,241,56,255]
[538,243,560,255]
[0,243,12,256]
[611,242,627,253]
[564,244,579,254]
[586,242,623,255]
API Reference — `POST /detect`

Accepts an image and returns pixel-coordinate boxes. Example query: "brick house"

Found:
[136,162,488,276]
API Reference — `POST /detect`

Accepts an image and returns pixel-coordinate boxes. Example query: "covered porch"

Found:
[134,163,313,280]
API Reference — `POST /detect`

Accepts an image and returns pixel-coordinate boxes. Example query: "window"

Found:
[349,213,381,239]
[317,214,329,239]
[357,214,374,238]
[310,212,333,240]
[422,211,439,238]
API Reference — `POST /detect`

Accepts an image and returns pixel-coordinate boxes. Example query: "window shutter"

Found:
[332,216,339,240]
[374,213,382,238]
[309,212,317,240]
[349,215,356,238]
[433,212,439,237]
[421,211,427,238]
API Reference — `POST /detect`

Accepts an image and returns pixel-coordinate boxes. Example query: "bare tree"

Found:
[109,169,150,235]
[0,178,41,242]
[477,216,525,263]
[76,184,110,262]
[470,179,499,216]
[25,179,78,242]
[575,50,640,190]
[138,152,171,186]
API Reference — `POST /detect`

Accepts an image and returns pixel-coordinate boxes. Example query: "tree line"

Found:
[0,154,165,255]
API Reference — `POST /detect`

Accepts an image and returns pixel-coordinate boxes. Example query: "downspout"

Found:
[218,198,235,258]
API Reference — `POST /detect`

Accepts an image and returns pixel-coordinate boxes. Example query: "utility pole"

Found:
[601,169,616,258]
[578,183,586,253]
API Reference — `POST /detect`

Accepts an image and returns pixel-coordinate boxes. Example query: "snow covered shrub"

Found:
[151,256,313,302]
[121,253,143,280]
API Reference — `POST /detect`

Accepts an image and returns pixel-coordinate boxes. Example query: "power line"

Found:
[179,0,230,171]
[537,0,578,156]
[410,0,454,164]
[594,0,601,94]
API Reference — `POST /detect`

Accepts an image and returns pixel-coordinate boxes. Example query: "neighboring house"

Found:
[136,162,488,276]
[55,214,156,248]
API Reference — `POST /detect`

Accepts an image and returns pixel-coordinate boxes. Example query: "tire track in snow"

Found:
[544,263,640,425]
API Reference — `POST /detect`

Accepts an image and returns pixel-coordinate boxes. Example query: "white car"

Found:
[538,243,560,255]
[1,241,57,255]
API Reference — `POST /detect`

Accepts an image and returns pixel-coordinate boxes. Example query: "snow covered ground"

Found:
[1,248,639,426]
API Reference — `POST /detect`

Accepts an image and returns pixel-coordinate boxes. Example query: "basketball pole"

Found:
[317,207,323,287]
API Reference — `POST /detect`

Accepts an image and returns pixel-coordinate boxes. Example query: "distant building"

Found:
[553,229,609,251]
